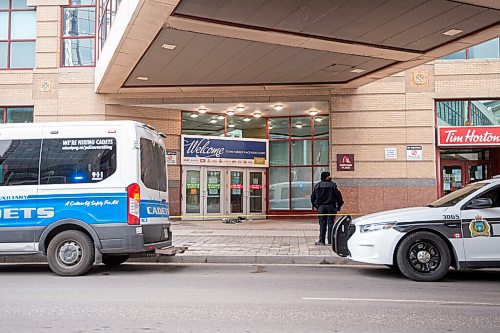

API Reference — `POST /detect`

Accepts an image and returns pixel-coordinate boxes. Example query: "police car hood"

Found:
[353,206,444,225]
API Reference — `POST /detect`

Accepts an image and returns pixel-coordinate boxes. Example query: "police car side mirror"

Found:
[466,198,493,209]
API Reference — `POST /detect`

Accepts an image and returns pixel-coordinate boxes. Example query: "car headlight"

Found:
[359,222,397,233]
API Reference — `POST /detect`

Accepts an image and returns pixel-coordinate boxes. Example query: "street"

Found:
[0,263,499,333]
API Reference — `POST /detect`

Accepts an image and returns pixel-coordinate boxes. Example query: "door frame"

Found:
[440,160,492,197]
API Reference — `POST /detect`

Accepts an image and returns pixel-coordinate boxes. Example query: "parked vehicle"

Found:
[0,121,172,276]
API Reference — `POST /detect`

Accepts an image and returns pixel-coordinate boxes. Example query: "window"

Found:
[40,138,116,184]
[436,100,500,127]
[477,187,500,208]
[0,139,41,186]
[62,1,96,67]
[268,116,329,210]
[439,38,500,60]
[98,0,121,53]
[140,138,167,192]
[0,0,35,69]
[0,107,33,123]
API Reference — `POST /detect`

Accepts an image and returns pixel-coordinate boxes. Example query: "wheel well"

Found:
[43,224,94,255]
[392,228,458,270]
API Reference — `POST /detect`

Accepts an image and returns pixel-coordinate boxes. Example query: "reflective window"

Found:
[62,1,96,67]
[140,138,167,192]
[436,100,500,127]
[268,115,329,211]
[227,117,265,139]
[10,41,35,68]
[98,0,121,53]
[0,106,33,123]
[63,38,95,67]
[0,1,35,69]
[0,139,41,186]
[270,141,289,166]
[469,38,500,59]
[182,112,225,136]
[40,138,116,185]
[439,38,499,60]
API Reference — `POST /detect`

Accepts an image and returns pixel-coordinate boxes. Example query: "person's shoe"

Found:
[315,241,325,245]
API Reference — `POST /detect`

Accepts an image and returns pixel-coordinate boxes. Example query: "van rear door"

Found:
[138,130,169,238]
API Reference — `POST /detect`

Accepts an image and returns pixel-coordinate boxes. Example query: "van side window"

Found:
[140,138,167,192]
[0,139,41,186]
[40,138,117,184]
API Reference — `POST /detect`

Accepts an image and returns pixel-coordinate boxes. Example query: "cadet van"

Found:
[0,121,172,276]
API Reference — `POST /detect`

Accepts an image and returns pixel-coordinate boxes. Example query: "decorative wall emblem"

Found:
[410,70,429,88]
[38,79,54,94]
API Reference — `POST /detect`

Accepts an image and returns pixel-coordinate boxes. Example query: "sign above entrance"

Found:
[181,135,268,167]
[438,126,500,146]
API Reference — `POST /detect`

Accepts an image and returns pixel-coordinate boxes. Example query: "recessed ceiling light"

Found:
[273,104,284,111]
[253,111,262,118]
[314,117,323,122]
[228,124,235,128]
[217,115,225,120]
[209,119,217,124]
[308,110,319,116]
[227,110,235,116]
[161,43,177,50]
[243,118,251,122]
[295,122,303,129]
[136,76,149,81]
[443,29,463,36]
[198,107,207,114]
[190,113,199,118]
[236,106,246,112]
[350,68,365,73]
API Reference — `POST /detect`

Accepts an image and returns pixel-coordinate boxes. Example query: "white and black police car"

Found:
[333,178,500,281]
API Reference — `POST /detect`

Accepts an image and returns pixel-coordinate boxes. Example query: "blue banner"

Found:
[182,135,268,167]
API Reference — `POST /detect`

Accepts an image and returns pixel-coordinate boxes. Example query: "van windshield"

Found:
[140,138,167,192]
[428,182,487,208]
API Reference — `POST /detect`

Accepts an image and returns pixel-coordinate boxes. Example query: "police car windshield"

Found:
[428,183,487,208]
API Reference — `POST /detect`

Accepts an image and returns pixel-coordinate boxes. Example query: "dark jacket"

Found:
[311,180,344,210]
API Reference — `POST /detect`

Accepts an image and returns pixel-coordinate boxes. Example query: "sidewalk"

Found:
[1,219,349,265]
[164,218,347,265]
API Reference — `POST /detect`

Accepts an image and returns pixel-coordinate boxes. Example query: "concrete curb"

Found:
[1,254,352,265]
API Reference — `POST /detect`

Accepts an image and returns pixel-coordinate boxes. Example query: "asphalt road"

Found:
[0,263,499,333]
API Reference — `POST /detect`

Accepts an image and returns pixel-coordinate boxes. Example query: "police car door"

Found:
[0,127,42,252]
[460,185,500,263]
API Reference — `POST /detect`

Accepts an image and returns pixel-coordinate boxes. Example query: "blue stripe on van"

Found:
[0,193,169,227]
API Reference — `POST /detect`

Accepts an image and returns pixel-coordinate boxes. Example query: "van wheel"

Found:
[396,231,451,282]
[47,230,95,276]
[102,254,130,267]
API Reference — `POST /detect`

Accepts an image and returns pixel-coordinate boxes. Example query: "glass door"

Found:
[442,164,464,195]
[229,170,245,214]
[248,169,266,216]
[205,169,223,217]
[183,168,202,218]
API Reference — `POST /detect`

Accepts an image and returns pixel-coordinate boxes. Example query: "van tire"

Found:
[47,230,95,276]
[396,231,451,282]
[102,254,130,267]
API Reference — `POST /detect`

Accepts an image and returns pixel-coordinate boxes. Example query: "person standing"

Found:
[311,171,344,245]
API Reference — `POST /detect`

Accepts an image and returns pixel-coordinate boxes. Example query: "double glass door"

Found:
[441,161,490,196]
[182,167,266,220]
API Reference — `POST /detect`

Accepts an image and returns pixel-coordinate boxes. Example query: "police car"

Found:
[0,121,172,276]
[334,178,500,281]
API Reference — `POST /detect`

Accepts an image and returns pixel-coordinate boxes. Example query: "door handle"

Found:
[444,222,460,228]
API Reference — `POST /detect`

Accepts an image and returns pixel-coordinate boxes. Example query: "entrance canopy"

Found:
[96,0,500,93]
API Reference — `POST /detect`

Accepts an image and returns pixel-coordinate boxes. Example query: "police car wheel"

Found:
[102,254,130,267]
[396,231,451,282]
[47,230,95,276]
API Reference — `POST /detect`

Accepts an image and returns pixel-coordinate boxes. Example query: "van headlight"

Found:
[359,222,397,233]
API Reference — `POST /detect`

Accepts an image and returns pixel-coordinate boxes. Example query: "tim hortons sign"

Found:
[438,126,500,146]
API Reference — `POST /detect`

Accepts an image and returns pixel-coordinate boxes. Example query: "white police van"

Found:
[0,121,172,276]
[334,179,500,281]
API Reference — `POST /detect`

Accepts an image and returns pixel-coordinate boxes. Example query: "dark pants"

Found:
[318,205,337,244]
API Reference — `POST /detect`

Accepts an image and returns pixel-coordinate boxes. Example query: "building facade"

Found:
[1,0,499,218]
